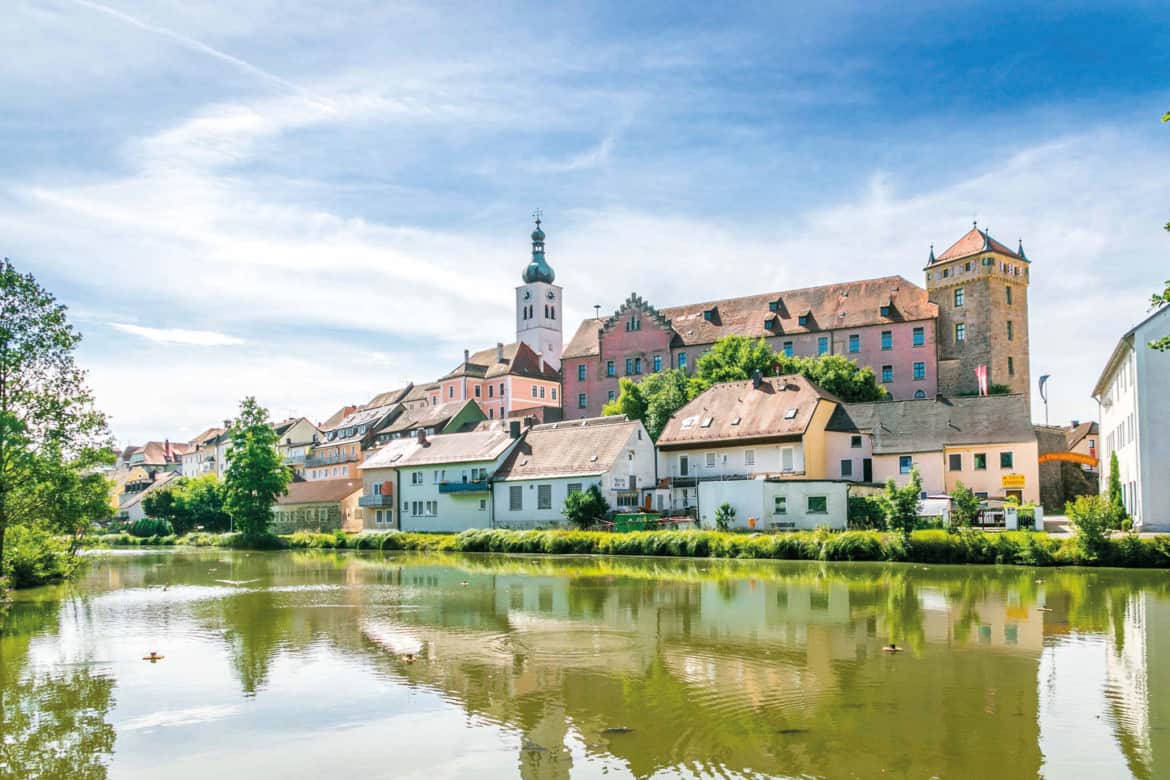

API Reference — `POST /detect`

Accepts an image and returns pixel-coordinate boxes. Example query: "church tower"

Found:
[516,212,563,370]
[926,223,1031,400]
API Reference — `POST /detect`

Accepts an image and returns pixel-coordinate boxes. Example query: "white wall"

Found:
[697,479,848,531]
[658,442,806,480]
[1099,342,1143,525]
[1128,311,1170,529]
[399,447,518,532]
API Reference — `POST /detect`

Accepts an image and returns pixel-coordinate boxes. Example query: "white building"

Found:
[357,437,423,530]
[274,416,321,476]
[395,422,524,533]
[492,416,656,529]
[697,478,849,531]
[1093,305,1170,530]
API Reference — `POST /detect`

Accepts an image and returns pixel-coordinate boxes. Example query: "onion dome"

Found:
[522,212,556,284]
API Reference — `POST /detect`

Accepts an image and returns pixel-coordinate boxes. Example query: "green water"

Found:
[2,550,1169,779]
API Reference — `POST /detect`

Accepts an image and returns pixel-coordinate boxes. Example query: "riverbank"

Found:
[87,527,1170,568]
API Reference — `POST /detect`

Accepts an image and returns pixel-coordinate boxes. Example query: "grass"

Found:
[83,527,1170,568]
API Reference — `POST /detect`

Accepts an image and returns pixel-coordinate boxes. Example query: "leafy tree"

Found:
[1065,494,1113,562]
[142,474,230,535]
[779,354,888,402]
[695,336,777,385]
[881,468,923,538]
[603,369,700,441]
[1150,281,1169,351]
[562,484,609,530]
[949,482,981,530]
[1106,450,1127,526]
[713,501,737,531]
[0,258,109,579]
[847,494,885,529]
[223,397,290,539]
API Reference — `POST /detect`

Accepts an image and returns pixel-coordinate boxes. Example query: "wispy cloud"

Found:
[110,323,245,347]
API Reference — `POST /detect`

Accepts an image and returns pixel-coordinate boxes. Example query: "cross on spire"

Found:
[532,208,542,227]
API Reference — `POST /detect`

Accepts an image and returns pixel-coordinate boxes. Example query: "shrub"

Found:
[820,531,884,561]
[563,485,610,530]
[1065,495,1117,562]
[3,526,81,589]
[882,469,923,537]
[714,503,736,532]
[949,483,981,530]
[847,495,886,530]
[130,518,174,538]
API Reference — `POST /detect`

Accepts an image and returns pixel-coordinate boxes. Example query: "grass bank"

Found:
[87,527,1170,568]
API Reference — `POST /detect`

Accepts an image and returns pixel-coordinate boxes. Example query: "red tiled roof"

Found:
[276,478,361,506]
[657,375,840,449]
[934,227,1021,264]
[563,319,605,360]
[496,416,643,481]
[442,341,559,381]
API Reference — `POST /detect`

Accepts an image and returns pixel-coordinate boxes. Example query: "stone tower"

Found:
[926,224,1031,400]
[515,213,563,370]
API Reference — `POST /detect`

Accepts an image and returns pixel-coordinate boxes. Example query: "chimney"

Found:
[509,420,522,439]
[497,342,504,362]
[464,349,470,364]
[752,369,763,390]
[1071,420,1080,428]
[223,419,231,430]
[417,428,428,445]
[164,438,171,459]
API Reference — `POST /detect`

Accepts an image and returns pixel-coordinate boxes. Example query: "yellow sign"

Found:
[1002,474,1026,489]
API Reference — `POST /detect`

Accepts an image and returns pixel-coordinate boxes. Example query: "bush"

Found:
[714,503,736,532]
[3,526,81,589]
[1065,495,1118,562]
[563,485,610,530]
[130,518,174,538]
[847,495,886,530]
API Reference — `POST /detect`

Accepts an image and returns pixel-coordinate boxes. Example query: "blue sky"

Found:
[3,0,1168,444]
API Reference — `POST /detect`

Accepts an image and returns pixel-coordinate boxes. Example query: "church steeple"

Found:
[522,210,555,284]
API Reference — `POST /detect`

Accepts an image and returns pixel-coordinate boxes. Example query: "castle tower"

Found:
[516,212,563,370]
[926,224,1031,400]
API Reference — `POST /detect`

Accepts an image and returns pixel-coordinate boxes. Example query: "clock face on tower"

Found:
[523,290,531,300]
[546,291,555,300]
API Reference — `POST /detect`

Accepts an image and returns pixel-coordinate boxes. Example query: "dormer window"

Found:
[879,304,891,317]
[764,317,777,330]
[703,307,717,322]
[798,314,810,327]
[768,301,778,312]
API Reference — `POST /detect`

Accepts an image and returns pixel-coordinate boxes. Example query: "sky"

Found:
[3,0,1168,446]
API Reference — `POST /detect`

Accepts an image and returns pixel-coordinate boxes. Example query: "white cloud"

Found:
[109,323,245,346]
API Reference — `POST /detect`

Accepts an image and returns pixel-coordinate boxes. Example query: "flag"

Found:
[1039,374,1050,404]
[976,365,989,396]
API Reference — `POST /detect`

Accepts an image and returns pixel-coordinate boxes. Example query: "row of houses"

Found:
[264,371,1041,535]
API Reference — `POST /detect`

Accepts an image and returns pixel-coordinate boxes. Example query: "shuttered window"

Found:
[537,484,552,510]
[509,486,522,511]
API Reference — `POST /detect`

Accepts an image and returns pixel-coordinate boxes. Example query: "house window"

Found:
[781,447,795,472]
[773,496,787,514]
[1000,452,1014,469]
[606,360,615,377]
[1008,356,1015,375]
[744,449,756,468]
[954,288,965,307]
[965,261,972,272]
[625,358,634,375]
[949,453,962,471]
[769,301,779,312]
[913,362,925,380]
[616,492,639,508]
[489,409,494,418]
[955,323,966,342]
[578,393,587,409]
[539,386,546,399]
[814,336,827,355]
[653,354,662,372]
[974,453,987,470]
[798,314,810,327]
[577,364,586,381]
[449,386,455,398]
[881,331,892,350]
[509,486,522,511]
[840,459,853,478]
[783,341,794,357]
[474,386,481,398]
[488,384,494,398]
[880,304,892,317]
[899,456,912,474]
[411,472,423,485]
[552,388,557,400]
[1007,321,1014,341]
[499,382,505,396]
[479,499,486,511]
[882,365,893,383]
[634,357,643,374]
[531,386,538,398]
[913,326,925,347]
[567,483,582,495]
[705,452,716,468]
[1006,286,1013,305]
[537,484,552,510]
[678,353,688,370]
[807,496,828,514]
[851,435,862,448]
[848,334,860,353]
[426,501,437,516]
[608,390,616,402]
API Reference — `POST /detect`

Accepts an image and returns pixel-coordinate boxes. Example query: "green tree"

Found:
[695,336,777,385]
[223,397,290,539]
[1106,450,1127,527]
[142,474,230,535]
[603,369,699,441]
[1065,494,1113,562]
[0,258,109,579]
[562,484,609,530]
[1149,280,1169,351]
[847,494,885,529]
[949,482,981,530]
[881,468,923,538]
[713,501,736,531]
[783,354,888,402]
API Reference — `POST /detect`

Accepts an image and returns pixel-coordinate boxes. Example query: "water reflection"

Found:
[6,550,1170,779]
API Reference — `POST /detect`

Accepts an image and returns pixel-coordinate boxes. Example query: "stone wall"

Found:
[1035,426,1099,512]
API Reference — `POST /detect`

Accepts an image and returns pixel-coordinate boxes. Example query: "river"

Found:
[2,549,1168,779]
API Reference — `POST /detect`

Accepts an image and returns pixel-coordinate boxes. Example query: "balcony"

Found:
[283,454,307,465]
[438,480,490,494]
[359,493,395,508]
[305,452,359,468]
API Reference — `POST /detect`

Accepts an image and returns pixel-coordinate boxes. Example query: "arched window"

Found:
[914,390,926,399]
